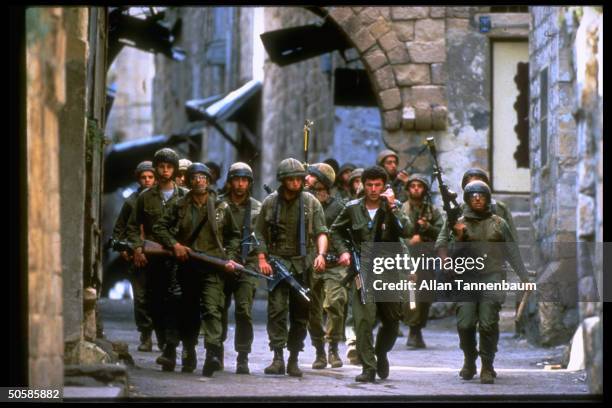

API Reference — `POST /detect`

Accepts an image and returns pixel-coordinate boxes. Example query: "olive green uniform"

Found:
[400,199,444,330]
[435,199,518,248]
[126,183,188,347]
[448,207,529,367]
[218,194,262,353]
[330,198,412,374]
[153,188,239,351]
[308,196,348,346]
[254,189,327,352]
[113,188,153,337]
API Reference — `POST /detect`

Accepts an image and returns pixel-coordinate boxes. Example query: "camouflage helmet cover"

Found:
[227,162,254,182]
[407,173,430,191]
[461,168,490,189]
[307,163,336,189]
[134,161,154,178]
[376,149,399,166]
[178,159,193,172]
[277,158,306,181]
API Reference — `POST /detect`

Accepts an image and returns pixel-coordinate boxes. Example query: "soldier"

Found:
[376,149,409,202]
[436,168,519,246]
[205,161,222,191]
[400,174,443,349]
[347,167,364,199]
[175,158,192,188]
[331,166,412,382]
[218,162,262,375]
[305,163,348,369]
[111,161,156,351]
[153,162,241,376]
[444,180,530,384]
[127,148,188,361]
[255,158,329,377]
[332,162,356,200]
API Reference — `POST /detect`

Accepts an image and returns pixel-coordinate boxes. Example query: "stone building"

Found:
[528,6,603,393]
[23,6,110,386]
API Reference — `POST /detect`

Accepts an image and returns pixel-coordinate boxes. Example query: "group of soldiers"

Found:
[111,146,530,385]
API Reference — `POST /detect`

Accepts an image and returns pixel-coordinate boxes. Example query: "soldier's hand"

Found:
[409,234,422,245]
[224,260,240,273]
[173,243,190,262]
[338,252,351,267]
[417,218,429,230]
[133,247,147,268]
[258,255,273,276]
[381,187,395,204]
[397,170,410,183]
[314,254,326,273]
[120,251,132,262]
[453,222,466,241]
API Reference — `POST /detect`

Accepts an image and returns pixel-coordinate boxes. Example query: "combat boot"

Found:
[236,352,250,375]
[202,346,222,377]
[480,358,495,384]
[138,331,153,352]
[287,351,303,377]
[156,344,177,372]
[264,348,285,375]
[346,342,361,365]
[328,342,343,368]
[181,345,197,373]
[355,367,376,383]
[459,355,477,380]
[312,343,327,369]
[406,327,426,349]
[375,352,390,380]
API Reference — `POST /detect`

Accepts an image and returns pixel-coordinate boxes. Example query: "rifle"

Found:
[267,255,311,302]
[339,228,367,305]
[425,137,462,231]
[106,238,272,281]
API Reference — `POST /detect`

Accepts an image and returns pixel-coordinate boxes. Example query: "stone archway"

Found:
[323,6,449,133]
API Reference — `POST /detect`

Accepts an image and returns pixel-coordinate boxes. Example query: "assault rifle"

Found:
[425,137,462,231]
[267,256,311,302]
[106,238,272,281]
[339,228,367,305]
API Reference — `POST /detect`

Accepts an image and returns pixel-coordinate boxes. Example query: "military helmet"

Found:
[407,173,430,191]
[178,158,192,172]
[376,149,399,166]
[338,162,357,176]
[348,168,364,185]
[186,162,213,186]
[307,163,336,189]
[153,147,180,171]
[227,162,254,182]
[463,180,491,203]
[134,161,154,178]
[276,158,306,181]
[461,168,490,189]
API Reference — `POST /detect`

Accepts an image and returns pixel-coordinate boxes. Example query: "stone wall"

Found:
[26,7,66,387]
[528,7,579,346]
[570,7,603,394]
[261,7,335,189]
[106,47,155,142]
[153,7,245,179]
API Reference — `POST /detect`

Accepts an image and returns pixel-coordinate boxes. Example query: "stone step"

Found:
[492,193,530,213]
[511,211,531,227]
[516,226,533,244]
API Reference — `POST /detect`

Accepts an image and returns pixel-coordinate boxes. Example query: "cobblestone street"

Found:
[100,298,590,401]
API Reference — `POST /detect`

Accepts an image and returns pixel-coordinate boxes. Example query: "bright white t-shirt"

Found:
[367,208,378,220]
